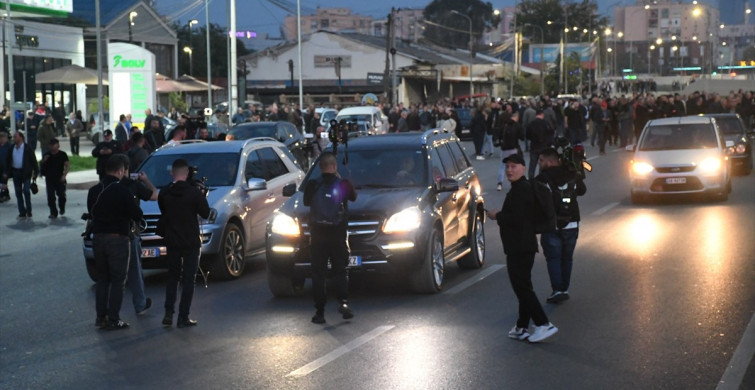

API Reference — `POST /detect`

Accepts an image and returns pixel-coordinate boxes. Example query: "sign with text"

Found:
[314,55,351,68]
[108,43,155,131]
[1,0,72,16]
[366,73,384,85]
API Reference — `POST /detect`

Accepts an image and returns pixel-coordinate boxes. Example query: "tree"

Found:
[516,0,608,44]
[423,0,499,50]
[741,46,755,63]
[174,23,252,80]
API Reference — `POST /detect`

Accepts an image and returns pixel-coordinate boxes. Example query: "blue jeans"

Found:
[128,237,148,313]
[481,134,495,155]
[164,247,200,319]
[540,228,579,292]
[11,170,32,216]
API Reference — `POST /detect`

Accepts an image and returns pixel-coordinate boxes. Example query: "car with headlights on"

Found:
[82,139,304,281]
[265,129,486,296]
[629,115,732,203]
[702,113,753,175]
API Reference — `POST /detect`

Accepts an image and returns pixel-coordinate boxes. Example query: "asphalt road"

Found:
[1,141,753,390]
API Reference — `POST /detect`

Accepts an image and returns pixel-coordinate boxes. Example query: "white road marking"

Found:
[445,264,506,295]
[586,155,600,161]
[591,202,620,216]
[716,311,755,390]
[286,325,395,378]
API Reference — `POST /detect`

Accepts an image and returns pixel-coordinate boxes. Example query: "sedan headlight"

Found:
[632,161,654,176]
[698,157,722,175]
[271,212,300,236]
[206,208,218,224]
[383,207,422,234]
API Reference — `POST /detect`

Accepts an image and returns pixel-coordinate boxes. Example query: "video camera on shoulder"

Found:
[188,165,209,197]
[554,136,592,179]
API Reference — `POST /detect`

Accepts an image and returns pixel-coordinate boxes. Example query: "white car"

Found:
[629,115,732,203]
[335,106,387,135]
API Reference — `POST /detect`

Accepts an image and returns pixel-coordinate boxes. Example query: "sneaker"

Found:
[476,155,485,161]
[136,298,152,316]
[49,214,57,219]
[27,212,32,218]
[60,205,65,216]
[311,311,326,324]
[496,183,502,191]
[546,291,566,303]
[508,326,530,340]
[95,316,107,328]
[177,318,198,328]
[17,214,26,220]
[528,323,558,343]
[106,319,130,330]
[562,291,570,301]
[338,303,354,320]
[162,313,173,326]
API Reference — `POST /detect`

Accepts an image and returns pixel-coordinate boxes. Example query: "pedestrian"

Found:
[303,152,357,324]
[65,112,83,156]
[144,119,166,152]
[564,99,586,145]
[471,106,487,160]
[121,167,158,316]
[0,131,12,202]
[482,103,498,157]
[4,131,39,219]
[159,159,211,328]
[114,114,129,145]
[87,154,142,330]
[397,110,409,133]
[535,148,586,303]
[495,112,523,191]
[486,154,558,343]
[92,130,122,181]
[526,109,554,179]
[38,115,57,156]
[165,125,186,146]
[40,139,69,219]
[126,132,149,172]
[311,125,328,161]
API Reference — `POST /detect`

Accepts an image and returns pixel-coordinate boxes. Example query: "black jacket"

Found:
[5,143,39,180]
[157,180,211,249]
[496,177,538,255]
[303,173,357,231]
[526,118,554,152]
[92,140,122,176]
[87,175,142,236]
[536,165,587,226]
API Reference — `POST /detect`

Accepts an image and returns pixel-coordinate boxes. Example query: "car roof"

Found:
[153,139,281,155]
[337,106,380,115]
[343,130,456,149]
[702,113,741,119]
[647,115,715,126]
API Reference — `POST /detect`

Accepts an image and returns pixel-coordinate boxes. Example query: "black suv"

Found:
[265,129,486,296]
[703,113,753,175]
[226,121,309,169]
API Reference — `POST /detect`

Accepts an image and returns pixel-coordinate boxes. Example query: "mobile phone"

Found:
[130,173,139,180]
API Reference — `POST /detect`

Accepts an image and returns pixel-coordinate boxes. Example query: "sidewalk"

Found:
[65,169,99,190]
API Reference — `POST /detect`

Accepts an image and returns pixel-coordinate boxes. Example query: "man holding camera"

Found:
[303,152,357,324]
[159,159,210,328]
[535,148,587,304]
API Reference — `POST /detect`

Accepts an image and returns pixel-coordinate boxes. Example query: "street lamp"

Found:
[524,23,545,96]
[187,19,199,77]
[183,46,193,75]
[450,10,474,98]
[128,11,138,42]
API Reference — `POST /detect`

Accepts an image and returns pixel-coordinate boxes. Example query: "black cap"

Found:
[535,108,544,115]
[503,154,526,166]
[103,129,113,136]
[49,138,59,145]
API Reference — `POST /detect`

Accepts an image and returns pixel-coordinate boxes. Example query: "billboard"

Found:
[529,43,594,63]
[108,43,155,131]
[0,0,73,17]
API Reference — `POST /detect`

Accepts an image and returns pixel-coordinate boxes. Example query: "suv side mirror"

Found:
[437,178,459,193]
[246,178,266,191]
[282,183,297,197]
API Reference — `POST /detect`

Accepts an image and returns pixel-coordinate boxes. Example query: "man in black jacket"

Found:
[159,159,211,328]
[536,148,587,303]
[526,109,554,179]
[92,130,122,181]
[471,107,487,160]
[4,131,39,219]
[87,154,142,330]
[486,154,557,343]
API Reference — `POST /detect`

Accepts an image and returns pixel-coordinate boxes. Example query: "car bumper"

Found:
[630,173,726,195]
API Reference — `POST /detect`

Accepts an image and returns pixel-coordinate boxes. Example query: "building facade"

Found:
[283,8,372,40]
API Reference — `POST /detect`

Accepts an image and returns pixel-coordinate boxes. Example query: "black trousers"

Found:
[310,226,349,311]
[70,136,80,156]
[45,178,66,216]
[472,131,485,155]
[164,247,201,319]
[506,252,549,328]
[94,234,131,321]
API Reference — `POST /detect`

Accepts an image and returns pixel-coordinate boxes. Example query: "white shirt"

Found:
[12,143,24,169]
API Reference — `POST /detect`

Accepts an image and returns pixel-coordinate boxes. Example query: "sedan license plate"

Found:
[665,177,687,184]
[141,248,159,258]
[348,256,362,267]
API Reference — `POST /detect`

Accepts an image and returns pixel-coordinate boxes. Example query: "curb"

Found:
[68,181,99,190]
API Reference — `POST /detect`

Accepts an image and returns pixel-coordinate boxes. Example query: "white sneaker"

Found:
[507,326,530,340]
[528,323,558,343]
[476,155,485,160]
[496,183,502,191]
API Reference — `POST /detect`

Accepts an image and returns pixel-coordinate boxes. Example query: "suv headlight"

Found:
[631,161,654,176]
[271,212,300,236]
[383,207,422,234]
[735,143,747,155]
[206,208,218,224]
[698,157,722,175]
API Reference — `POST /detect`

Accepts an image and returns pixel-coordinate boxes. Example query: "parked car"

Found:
[82,139,305,281]
[335,106,388,135]
[226,121,309,169]
[314,107,337,132]
[265,129,486,296]
[629,115,732,203]
[703,113,753,175]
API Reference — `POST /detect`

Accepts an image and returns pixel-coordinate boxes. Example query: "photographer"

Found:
[158,159,210,328]
[303,152,357,324]
[535,148,587,304]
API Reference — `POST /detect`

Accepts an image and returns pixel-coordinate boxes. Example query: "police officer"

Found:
[87,154,142,330]
[486,154,558,343]
[159,159,210,328]
[303,152,357,324]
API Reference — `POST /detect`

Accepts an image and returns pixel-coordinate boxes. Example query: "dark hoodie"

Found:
[535,165,587,226]
[157,180,211,249]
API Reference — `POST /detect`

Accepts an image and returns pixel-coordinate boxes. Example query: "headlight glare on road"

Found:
[632,161,654,176]
[698,157,721,175]
[383,207,422,233]
[271,212,300,236]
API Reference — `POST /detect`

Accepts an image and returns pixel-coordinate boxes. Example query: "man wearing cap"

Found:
[486,154,558,343]
[526,109,555,179]
[40,138,69,218]
[92,130,122,181]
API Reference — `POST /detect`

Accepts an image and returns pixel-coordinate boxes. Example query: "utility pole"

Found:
[205,0,212,108]
[390,7,397,105]
[229,0,238,116]
[95,0,103,131]
[296,0,303,115]
[5,0,15,132]
[564,3,569,94]
[383,12,392,103]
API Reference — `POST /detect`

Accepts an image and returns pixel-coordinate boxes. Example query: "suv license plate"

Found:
[348,256,362,267]
[666,178,687,184]
[141,248,159,258]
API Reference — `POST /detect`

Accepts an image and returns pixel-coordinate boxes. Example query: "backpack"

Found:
[531,179,557,234]
[552,180,578,229]
[310,178,346,226]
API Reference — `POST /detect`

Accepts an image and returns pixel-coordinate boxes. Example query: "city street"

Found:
[1,141,753,390]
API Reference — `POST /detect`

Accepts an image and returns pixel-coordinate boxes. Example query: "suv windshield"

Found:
[228,124,277,140]
[305,148,427,188]
[336,114,371,126]
[639,124,718,151]
[138,152,240,188]
[714,117,744,135]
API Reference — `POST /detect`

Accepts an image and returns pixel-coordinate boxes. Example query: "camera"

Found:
[188,165,209,197]
[129,173,139,180]
[554,136,592,179]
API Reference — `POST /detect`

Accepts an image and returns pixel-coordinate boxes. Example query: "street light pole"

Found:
[188,19,198,77]
[205,0,212,108]
[5,0,15,132]
[183,47,193,75]
[128,11,137,43]
[451,10,474,99]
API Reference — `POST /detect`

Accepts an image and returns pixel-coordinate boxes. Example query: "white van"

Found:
[335,106,387,135]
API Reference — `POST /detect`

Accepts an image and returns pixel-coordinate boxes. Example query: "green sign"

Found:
[113,55,146,69]
[0,0,72,17]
